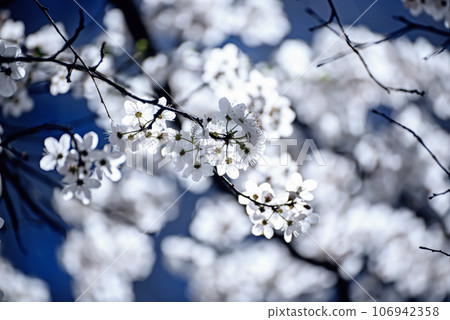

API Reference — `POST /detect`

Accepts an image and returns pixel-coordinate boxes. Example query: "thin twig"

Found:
[308,0,424,96]
[33,0,112,118]
[49,9,85,59]
[419,246,450,257]
[0,55,203,125]
[372,109,450,200]
[424,37,450,60]
[313,14,450,65]
[218,172,296,211]
[91,42,106,71]
[429,188,450,200]
[0,123,74,147]
[394,16,450,38]
[372,109,450,178]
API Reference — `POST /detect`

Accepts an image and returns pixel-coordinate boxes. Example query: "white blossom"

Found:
[73,131,99,157]
[92,145,126,182]
[25,23,67,56]
[0,17,25,42]
[250,211,276,239]
[40,134,71,172]
[190,196,251,249]
[122,99,155,127]
[402,0,450,27]
[239,175,318,242]
[40,130,126,205]
[0,40,25,97]
[108,121,130,152]
[0,256,50,301]
[285,172,318,201]
[182,155,214,182]
[61,174,101,205]
[1,89,33,117]
[49,65,71,96]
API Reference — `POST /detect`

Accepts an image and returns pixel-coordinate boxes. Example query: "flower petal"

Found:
[44,137,59,153]
[252,224,264,236]
[218,97,232,115]
[264,226,274,239]
[59,134,71,151]
[284,231,293,243]
[306,213,320,224]
[303,179,318,191]
[124,100,137,113]
[39,154,57,171]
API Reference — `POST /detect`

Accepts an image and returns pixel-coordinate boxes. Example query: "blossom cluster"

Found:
[402,0,450,27]
[52,168,179,301]
[202,44,296,139]
[166,43,296,140]
[141,0,290,47]
[239,172,319,242]
[40,132,125,204]
[0,256,51,301]
[110,97,265,181]
[162,236,331,301]
[109,97,175,154]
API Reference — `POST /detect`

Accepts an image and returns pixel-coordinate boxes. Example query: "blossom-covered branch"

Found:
[0,52,203,126]
[32,0,112,118]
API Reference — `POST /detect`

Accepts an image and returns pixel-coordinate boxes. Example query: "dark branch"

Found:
[108,0,156,57]
[372,109,450,178]
[0,123,73,147]
[33,0,111,118]
[424,37,450,60]
[316,25,410,67]
[429,188,450,200]
[308,0,424,96]
[419,246,450,257]
[50,9,85,59]
[394,16,450,38]
[307,7,337,34]
[91,42,106,71]
[0,55,203,126]
[372,109,450,200]
[218,171,295,210]
[275,235,350,301]
[315,15,450,65]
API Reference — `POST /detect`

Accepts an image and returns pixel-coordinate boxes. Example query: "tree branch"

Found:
[0,55,203,126]
[308,0,424,96]
[419,246,450,257]
[372,109,450,178]
[108,0,156,57]
[33,0,111,118]
[49,9,85,59]
[429,188,450,200]
[372,109,450,199]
